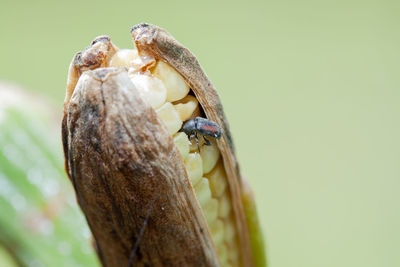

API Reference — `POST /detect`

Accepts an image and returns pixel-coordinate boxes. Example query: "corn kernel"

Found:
[153,61,190,102]
[173,132,190,160]
[218,191,231,218]
[129,73,166,109]
[205,161,227,198]
[156,102,182,134]
[224,216,235,242]
[203,198,218,225]
[193,177,212,207]
[173,95,198,121]
[200,141,220,174]
[209,219,224,247]
[109,49,139,67]
[184,153,203,187]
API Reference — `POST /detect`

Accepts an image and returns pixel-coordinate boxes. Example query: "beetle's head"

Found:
[180,119,196,135]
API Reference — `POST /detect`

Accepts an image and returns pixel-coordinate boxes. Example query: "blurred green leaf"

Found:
[0,84,99,267]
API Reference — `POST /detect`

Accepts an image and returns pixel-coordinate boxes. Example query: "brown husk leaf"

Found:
[62,68,218,266]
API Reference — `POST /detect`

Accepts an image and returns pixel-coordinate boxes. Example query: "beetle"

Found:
[180,117,222,152]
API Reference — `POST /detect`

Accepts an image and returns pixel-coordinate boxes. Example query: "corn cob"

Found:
[63,23,265,267]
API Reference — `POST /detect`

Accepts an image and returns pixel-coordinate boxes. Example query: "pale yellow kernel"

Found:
[173,95,198,121]
[218,191,231,218]
[217,243,229,266]
[205,161,227,198]
[173,132,190,159]
[193,177,211,207]
[203,198,218,225]
[153,60,190,102]
[200,141,220,174]
[223,217,235,242]
[129,74,166,109]
[209,219,224,247]
[156,102,182,134]
[184,153,203,186]
[109,49,138,67]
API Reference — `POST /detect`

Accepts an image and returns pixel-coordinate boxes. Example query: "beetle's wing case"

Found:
[196,118,222,139]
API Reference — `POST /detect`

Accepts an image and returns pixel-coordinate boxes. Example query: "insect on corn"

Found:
[181,117,222,152]
[62,23,266,267]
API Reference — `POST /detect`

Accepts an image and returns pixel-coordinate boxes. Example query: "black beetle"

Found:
[180,117,222,152]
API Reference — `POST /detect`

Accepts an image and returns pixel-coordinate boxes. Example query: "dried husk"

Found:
[63,23,261,266]
[63,68,218,266]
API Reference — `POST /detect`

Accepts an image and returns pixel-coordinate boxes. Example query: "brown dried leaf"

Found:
[62,68,218,266]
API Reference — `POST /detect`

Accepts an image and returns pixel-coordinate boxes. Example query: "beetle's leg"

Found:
[188,132,201,152]
[194,133,201,153]
[203,136,211,146]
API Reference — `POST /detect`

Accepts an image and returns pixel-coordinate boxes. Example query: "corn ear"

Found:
[63,23,266,267]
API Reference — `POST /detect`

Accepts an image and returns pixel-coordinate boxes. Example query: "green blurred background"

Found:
[1,0,399,266]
